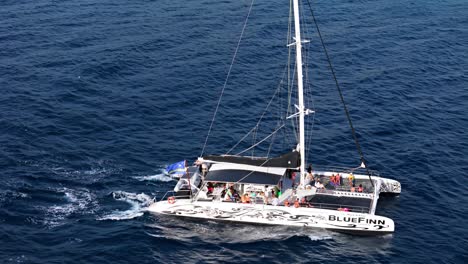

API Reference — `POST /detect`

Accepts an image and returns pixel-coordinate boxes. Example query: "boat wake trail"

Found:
[146,221,335,244]
[133,170,174,182]
[39,187,98,228]
[308,234,333,241]
[98,191,153,221]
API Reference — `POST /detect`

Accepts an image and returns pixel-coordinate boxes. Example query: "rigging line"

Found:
[305,0,374,186]
[200,0,256,157]
[267,120,280,157]
[250,73,285,157]
[225,67,285,155]
[225,126,257,155]
[236,124,285,156]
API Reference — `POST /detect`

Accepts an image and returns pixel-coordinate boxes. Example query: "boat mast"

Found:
[292,0,306,186]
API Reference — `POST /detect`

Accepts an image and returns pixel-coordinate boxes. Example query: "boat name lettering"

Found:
[328,215,385,225]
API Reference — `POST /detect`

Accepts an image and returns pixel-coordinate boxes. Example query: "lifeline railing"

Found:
[312,166,381,177]
[155,190,192,203]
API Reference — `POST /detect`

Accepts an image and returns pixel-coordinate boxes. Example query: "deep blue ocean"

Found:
[1,0,467,263]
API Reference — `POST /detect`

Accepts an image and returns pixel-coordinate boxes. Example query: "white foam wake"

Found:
[40,187,98,228]
[308,234,333,241]
[98,191,153,221]
[133,173,174,182]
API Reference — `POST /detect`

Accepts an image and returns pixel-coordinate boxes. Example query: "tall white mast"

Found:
[292,0,306,186]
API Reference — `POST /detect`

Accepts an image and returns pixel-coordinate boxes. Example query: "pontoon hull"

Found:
[147,199,394,235]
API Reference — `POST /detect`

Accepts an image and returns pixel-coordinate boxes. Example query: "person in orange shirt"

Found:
[241,193,251,203]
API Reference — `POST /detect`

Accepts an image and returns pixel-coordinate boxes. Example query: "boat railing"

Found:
[317,187,374,197]
[158,190,192,202]
[312,166,380,177]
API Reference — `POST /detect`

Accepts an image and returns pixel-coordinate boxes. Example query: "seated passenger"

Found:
[358,184,363,193]
[271,195,279,206]
[224,186,235,201]
[294,199,300,208]
[207,182,214,194]
[315,180,324,189]
[257,191,266,204]
[201,163,208,176]
[350,184,356,192]
[305,165,313,185]
[241,193,251,203]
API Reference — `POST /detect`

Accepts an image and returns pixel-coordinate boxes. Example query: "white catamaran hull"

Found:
[147,199,394,235]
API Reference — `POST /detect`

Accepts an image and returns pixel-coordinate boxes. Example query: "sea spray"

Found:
[98,191,154,221]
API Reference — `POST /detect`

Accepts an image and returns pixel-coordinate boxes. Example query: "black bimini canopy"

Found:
[205,163,286,185]
[203,151,300,168]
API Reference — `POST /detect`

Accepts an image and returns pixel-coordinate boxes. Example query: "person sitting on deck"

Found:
[241,193,251,203]
[201,163,208,177]
[224,186,235,201]
[294,198,300,208]
[358,184,363,193]
[249,191,257,201]
[305,165,313,185]
[233,190,240,201]
[207,182,214,195]
[257,191,267,204]
[300,197,313,207]
[271,194,279,206]
[350,184,356,192]
[315,179,324,189]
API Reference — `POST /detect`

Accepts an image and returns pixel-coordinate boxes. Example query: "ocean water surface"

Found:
[1,0,467,263]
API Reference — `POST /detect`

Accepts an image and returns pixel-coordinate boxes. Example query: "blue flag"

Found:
[165,160,186,176]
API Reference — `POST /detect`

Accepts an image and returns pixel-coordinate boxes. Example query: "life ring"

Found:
[167,196,176,204]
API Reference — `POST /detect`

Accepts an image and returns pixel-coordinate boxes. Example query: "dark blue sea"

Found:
[1,0,467,263]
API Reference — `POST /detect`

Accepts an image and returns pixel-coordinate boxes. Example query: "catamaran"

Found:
[147,0,401,235]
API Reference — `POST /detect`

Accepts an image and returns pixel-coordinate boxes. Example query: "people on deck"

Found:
[224,186,237,201]
[249,191,257,201]
[300,197,312,208]
[294,199,300,208]
[241,193,251,203]
[336,174,341,186]
[305,165,313,185]
[201,163,208,177]
[271,195,279,206]
[207,182,214,195]
[348,173,355,186]
[350,184,356,192]
[258,191,266,204]
[358,184,363,193]
[330,174,336,186]
[315,179,324,189]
